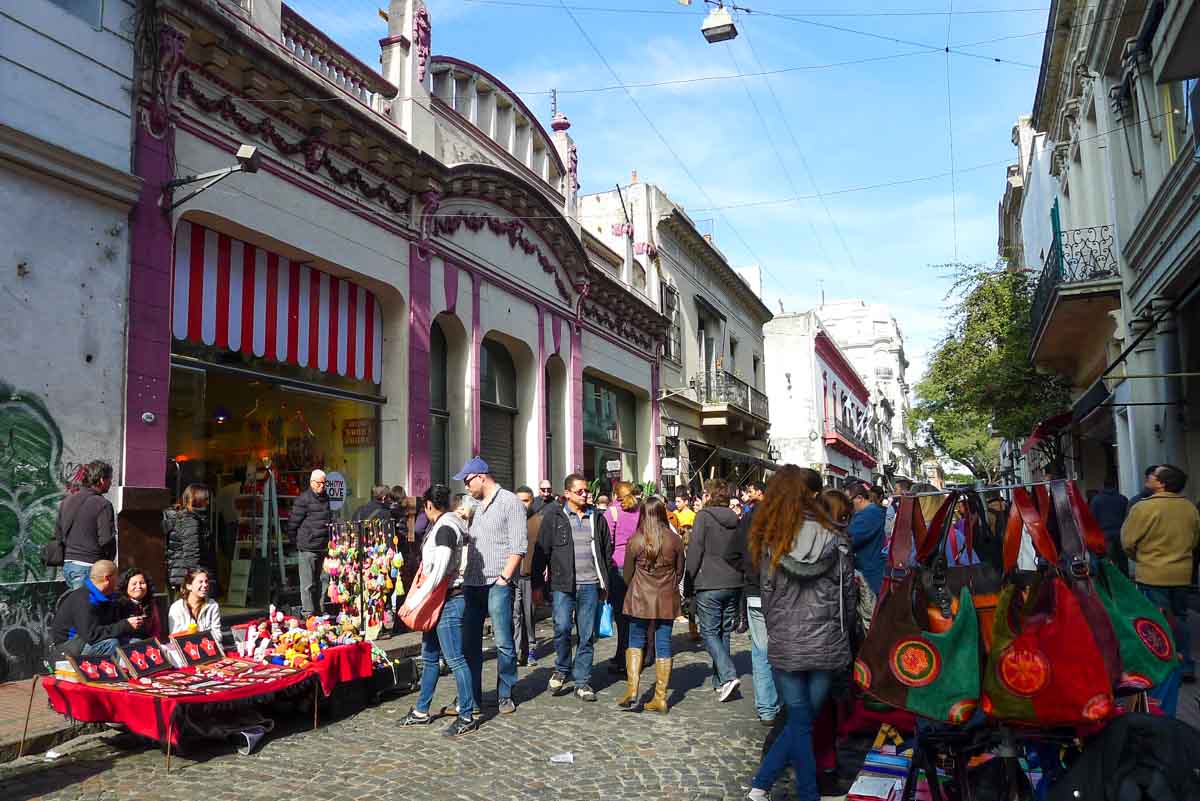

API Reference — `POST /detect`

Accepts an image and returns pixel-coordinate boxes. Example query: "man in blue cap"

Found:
[453,456,527,715]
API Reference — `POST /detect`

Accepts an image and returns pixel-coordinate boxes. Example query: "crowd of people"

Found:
[41,454,1200,800]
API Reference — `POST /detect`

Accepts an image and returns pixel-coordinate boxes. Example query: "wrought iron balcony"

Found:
[692,370,770,421]
[827,419,877,461]
[1031,225,1119,337]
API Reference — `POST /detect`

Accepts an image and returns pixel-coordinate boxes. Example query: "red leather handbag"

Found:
[981,488,1116,725]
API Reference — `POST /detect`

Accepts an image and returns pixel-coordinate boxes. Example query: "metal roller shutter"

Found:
[479,405,515,490]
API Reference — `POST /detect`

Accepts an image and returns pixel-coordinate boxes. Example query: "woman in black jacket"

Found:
[163,484,216,594]
[745,466,856,801]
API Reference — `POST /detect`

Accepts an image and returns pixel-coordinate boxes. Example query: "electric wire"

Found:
[725,38,838,274]
[738,19,858,273]
[550,0,784,289]
[945,0,960,262]
[459,0,1050,18]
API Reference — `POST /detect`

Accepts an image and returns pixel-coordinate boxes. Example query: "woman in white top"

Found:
[167,567,222,639]
[396,484,476,737]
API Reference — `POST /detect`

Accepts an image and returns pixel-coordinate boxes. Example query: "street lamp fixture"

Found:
[701,1,738,43]
[161,144,261,213]
[664,418,680,440]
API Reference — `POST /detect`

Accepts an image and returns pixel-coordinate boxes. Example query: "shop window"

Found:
[167,363,379,612]
[582,374,638,493]
[480,339,518,409]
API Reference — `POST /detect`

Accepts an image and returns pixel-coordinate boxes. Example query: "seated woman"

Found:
[167,567,222,639]
[117,567,164,641]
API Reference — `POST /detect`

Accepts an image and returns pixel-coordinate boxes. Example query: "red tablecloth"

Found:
[42,642,374,745]
[307,641,374,696]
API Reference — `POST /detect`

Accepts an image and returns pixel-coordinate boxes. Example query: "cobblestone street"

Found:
[0,626,820,801]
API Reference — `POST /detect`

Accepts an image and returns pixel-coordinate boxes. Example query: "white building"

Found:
[579,181,775,495]
[764,312,879,488]
[0,0,141,679]
[811,301,917,483]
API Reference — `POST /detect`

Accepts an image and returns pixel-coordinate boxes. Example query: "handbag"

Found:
[1095,559,1177,690]
[597,601,614,638]
[854,496,983,724]
[919,491,1003,651]
[981,488,1115,725]
[400,520,467,632]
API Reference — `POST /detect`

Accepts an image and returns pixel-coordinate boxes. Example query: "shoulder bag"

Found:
[981,487,1115,725]
[854,495,983,724]
[400,520,468,632]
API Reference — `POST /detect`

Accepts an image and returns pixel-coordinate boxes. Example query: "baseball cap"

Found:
[452,456,490,481]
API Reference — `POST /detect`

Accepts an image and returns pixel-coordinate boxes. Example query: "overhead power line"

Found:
[550,0,784,289]
[944,0,960,262]
[460,0,1050,17]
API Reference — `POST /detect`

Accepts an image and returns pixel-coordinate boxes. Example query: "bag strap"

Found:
[888,495,918,569]
[917,492,959,563]
[1065,480,1107,555]
[1005,487,1059,572]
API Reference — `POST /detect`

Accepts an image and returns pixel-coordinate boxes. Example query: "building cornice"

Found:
[815,330,870,404]
[658,209,773,324]
[0,123,141,210]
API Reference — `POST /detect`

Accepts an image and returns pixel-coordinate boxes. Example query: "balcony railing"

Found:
[829,419,877,461]
[281,4,398,117]
[1031,225,1118,335]
[693,371,769,420]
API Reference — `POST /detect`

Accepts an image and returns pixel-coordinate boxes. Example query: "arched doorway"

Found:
[480,337,519,489]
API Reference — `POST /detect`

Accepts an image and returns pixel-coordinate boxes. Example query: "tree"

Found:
[912,263,1071,481]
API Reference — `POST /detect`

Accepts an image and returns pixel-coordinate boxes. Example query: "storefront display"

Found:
[167,219,386,614]
[323,520,404,638]
[582,373,638,493]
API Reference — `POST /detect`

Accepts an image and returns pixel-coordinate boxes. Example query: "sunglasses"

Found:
[539,486,552,492]
[569,489,588,496]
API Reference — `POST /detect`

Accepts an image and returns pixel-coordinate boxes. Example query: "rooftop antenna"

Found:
[818,279,825,306]
[550,88,557,116]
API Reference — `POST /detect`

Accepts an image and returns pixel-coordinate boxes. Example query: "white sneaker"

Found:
[718,678,741,702]
[746,789,771,801]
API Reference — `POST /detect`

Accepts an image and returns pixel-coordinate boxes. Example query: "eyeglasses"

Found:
[312,479,326,486]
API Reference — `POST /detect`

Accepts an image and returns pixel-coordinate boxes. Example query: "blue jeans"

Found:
[416,594,474,720]
[628,617,672,658]
[752,668,834,801]
[695,588,739,686]
[746,602,780,720]
[80,638,120,657]
[552,583,600,686]
[63,562,91,590]
[463,582,518,703]
[1139,584,1192,717]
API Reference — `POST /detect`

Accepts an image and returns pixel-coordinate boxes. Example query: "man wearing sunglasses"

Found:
[453,457,527,715]
[536,473,614,702]
[532,480,555,514]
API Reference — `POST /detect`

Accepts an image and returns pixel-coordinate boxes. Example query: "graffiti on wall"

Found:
[0,382,78,680]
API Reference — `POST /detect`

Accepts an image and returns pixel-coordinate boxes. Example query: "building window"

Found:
[1164,80,1196,163]
[430,323,450,487]
[582,374,638,493]
[753,355,761,389]
[660,284,682,364]
[48,0,103,26]
[479,339,518,490]
[729,337,739,376]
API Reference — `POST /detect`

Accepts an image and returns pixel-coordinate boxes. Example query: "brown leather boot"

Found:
[616,648,643,708]
[644,658,672,714]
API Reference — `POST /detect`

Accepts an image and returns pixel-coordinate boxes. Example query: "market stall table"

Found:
[40,642,374,770]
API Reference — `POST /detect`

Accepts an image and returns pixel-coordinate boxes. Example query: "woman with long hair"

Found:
[617,496,685,713]
[397,484,477,737]
[821,489,853,529]
[163,483,216,594]
[605,481,642,677]
[117,567,163,641]
[167,567,221,639]
[745,466,857,801]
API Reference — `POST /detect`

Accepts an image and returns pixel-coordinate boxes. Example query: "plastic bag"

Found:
[597,602,614,638]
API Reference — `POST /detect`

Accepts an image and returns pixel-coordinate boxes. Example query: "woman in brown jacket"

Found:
[617,496,685,713]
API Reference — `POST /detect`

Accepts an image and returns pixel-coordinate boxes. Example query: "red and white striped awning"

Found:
[172,220,382,383]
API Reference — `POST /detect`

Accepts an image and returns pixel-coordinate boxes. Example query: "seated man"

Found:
[51,559,141,659]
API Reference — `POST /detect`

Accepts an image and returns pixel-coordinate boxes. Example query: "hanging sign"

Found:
[605,458,622,480]
[661,457,679,470]
[326,471,347,511]
[343,418,375,447]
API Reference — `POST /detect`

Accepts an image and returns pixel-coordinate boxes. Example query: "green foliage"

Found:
[912,263,1071,481]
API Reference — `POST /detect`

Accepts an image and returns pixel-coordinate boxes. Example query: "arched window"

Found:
[479,338,518,488]
[430,322,450,486]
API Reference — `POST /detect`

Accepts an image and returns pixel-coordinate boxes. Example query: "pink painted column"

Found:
[570,321,584,473]
[650,360,660,483]
[123,118,175,488]
[536,306,546,481]
[407,243,432,495]
[470,271,481,456]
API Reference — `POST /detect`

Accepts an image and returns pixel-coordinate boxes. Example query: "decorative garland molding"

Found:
[433,212,571,302]
[176,69,412,216]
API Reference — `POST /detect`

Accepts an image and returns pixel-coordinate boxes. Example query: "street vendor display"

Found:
[846,479,1184,801]
[323,519,404,637]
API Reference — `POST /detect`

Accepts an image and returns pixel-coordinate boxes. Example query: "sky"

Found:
[287,0,1051,385]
